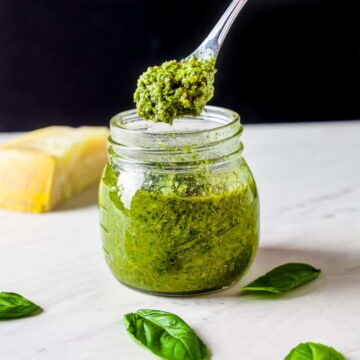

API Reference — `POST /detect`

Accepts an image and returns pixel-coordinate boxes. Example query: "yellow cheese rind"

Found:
[0,149,56,212]
[0,126,109,213]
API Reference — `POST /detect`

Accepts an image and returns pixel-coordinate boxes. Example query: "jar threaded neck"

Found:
[109,105,243,168]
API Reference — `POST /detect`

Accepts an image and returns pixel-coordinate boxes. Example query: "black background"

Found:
[0,0,359,131]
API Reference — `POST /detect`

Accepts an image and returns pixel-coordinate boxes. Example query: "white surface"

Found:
[1,121,360,360]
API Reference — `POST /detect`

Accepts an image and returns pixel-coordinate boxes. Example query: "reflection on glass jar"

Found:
[99,106,259,296]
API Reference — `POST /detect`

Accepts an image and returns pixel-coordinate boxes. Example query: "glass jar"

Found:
[99,106,259,296]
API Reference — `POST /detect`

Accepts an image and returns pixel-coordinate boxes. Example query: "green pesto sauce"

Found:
[134,57,216,125]
[99,164,259,294]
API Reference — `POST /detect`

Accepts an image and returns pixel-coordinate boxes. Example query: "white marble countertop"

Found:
[1,121,360,360]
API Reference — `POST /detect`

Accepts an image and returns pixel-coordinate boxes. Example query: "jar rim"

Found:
[110,105,242,147]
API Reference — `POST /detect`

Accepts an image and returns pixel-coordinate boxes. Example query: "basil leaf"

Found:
[284,342,346,360]
[124,309,209,360]
[0,292,43,320]
[241,263,321,294]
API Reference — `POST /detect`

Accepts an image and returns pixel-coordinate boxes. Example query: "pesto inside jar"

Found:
[134,57,216,125]
[99,158,259,295]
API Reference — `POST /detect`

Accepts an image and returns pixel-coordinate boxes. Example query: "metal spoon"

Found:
[188,0,249,60]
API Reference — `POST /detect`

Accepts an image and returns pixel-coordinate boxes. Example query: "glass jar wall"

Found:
[99,106,259,296]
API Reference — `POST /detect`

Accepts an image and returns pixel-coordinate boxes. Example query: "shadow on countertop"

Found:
[56,184,99,212]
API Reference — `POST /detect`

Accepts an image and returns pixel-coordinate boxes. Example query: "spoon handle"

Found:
[191,0,249,59]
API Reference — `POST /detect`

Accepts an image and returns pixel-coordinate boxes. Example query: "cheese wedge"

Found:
[0,126,109,213]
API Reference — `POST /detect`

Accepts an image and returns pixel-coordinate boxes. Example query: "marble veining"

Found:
[0,121,360,359]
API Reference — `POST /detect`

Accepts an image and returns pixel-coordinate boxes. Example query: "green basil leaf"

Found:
[241,263,321,294]
[284,342,346,360]
[0,292,43,320]
[124,309,209,360]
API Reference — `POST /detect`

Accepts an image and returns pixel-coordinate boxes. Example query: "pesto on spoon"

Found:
[134,57,216,125]
[134,0,249,125]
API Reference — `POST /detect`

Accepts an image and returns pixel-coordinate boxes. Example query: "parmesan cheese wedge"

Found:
[0,126,109,213]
